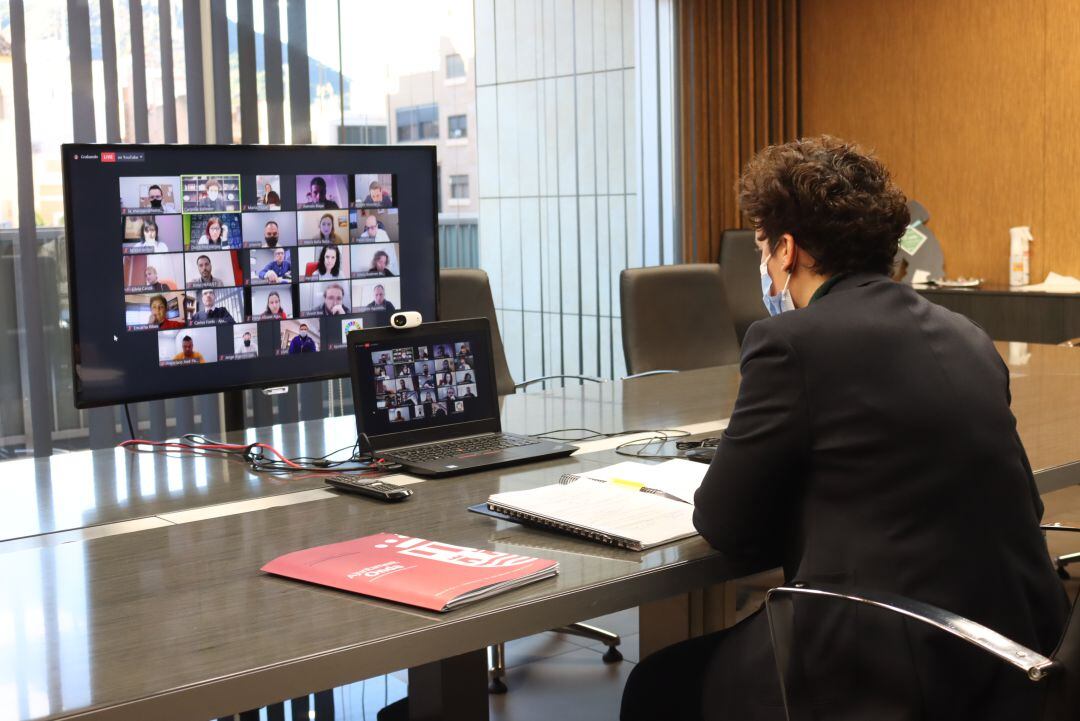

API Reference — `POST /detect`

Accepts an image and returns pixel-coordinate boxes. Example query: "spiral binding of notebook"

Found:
[485,499,639,550]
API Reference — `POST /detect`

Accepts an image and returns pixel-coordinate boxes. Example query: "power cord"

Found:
[118,433,399,475]
[124,403,135,440]
[530,427,694,459]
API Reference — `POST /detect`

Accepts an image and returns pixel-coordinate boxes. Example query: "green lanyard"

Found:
[809,273,848,305]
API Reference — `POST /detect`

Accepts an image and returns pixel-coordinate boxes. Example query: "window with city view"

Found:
[0,0,670,458]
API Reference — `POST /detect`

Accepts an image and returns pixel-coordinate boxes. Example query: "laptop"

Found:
[347,317,577,476]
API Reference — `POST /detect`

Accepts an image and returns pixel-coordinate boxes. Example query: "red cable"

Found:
[118,438,387,472]
[119,438,304,468]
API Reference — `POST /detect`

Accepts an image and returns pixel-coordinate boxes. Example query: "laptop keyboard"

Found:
[388,434,542,463]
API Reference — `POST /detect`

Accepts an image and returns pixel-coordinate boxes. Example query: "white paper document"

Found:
[486,459,709,550]
[488,481,697,550]
[575,459,709,505]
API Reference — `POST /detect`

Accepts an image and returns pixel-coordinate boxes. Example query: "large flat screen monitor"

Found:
[62,144,439,408]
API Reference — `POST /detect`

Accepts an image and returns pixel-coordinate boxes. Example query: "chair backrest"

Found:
[718,228,769,344]
[438,269,517,396]
[619,264,741,376]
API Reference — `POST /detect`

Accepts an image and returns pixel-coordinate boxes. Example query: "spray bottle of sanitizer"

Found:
[1009,226,1032,287]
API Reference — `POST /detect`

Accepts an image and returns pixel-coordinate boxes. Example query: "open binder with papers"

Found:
[485,460,709,551]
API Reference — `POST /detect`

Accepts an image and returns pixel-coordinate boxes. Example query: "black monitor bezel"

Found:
[346,318,501,450]
[61,142,441,409]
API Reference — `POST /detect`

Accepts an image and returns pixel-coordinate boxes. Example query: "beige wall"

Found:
[801,0,1080,285]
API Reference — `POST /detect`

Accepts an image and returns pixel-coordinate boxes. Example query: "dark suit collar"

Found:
[827,272,891,294]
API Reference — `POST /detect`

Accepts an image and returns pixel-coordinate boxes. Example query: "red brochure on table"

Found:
[261,532,559,612]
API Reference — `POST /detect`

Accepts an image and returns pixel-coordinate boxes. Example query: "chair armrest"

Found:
[765,583,1060,683]
[622,370,680,380]
[1042,523,1080,534]
[514,374,604,390]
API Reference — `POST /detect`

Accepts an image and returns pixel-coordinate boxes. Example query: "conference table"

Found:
[2,342,1079,721]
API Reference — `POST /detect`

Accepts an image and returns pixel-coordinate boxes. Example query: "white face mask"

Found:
[760,253,795,316]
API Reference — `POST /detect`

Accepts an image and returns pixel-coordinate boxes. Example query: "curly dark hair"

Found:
[737,136,910,276]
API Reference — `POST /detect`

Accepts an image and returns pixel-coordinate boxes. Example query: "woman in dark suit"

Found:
[620,136,1068,721]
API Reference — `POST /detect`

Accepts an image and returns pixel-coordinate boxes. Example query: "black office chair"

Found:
[718,228,769,345]
[619,264,742,376]
[439,269,602,393]
[765,524,1080,721]
[438,269,620,694]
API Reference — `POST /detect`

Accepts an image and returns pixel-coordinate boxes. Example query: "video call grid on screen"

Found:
[352,329,492,438]
[63,144,438,407]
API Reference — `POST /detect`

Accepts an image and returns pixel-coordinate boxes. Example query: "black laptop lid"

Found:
[347,318,500,451]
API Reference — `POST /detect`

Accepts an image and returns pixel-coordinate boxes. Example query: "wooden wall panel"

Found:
[1043,0,1080,281]
[800,0,915,192]
[801,0,1067,285]
[912,0,1044,283]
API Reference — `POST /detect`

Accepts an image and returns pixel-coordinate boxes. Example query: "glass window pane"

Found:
[448,113,467,138]
[449,174,468,199]
[446,52,465,78]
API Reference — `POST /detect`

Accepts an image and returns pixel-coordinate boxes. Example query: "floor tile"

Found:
[502,631,588,668]
[570,631,640,664]
[579,606,640,637]
[488,646,635,721]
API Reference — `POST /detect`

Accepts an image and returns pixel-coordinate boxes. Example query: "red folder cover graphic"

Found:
[262,533,559,612]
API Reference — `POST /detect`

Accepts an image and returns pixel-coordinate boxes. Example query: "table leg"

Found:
[638,582,734,659]
[407,648,489,721]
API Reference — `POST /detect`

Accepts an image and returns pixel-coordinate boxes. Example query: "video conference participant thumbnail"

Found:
[123,252,184,293]
[122,215,183,254]
[300,280,351,317]
[330,317,364,351]
[352,278,400,321]
[119,176,181,214]
[185,213,242,249]
[351,244,399,278]
[354,174,395,209]
[158,326,218,366]
[226,322,260,360]
[296,174,348,209]
[352,209,400,243]
[181,175,241,213]
[279,319,320,355]
[296,210,349,245]
[242,174,282,211]
[185,250,242,289]
[250,286,294,320]
[125,291,188,330]
[240,211,296,248]
[189,287,243,325]
[298,244,350,282]
[249,247,293,284]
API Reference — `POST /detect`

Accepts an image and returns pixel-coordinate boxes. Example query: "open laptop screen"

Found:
[348,319,498,444]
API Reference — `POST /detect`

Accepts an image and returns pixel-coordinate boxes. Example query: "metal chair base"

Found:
[487,622,623,693]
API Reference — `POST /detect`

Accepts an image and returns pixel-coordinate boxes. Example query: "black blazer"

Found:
[693,273,1068,720]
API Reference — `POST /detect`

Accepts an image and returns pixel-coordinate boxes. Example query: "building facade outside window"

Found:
[396,104,440,142]
[448,114,468,139]
[446,53,466,79]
